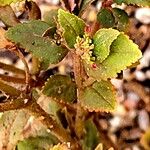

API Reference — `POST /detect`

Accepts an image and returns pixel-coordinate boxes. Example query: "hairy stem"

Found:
[72,52,83,90]
[72,52,86,139]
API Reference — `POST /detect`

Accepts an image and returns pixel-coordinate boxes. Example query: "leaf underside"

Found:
[80,80,116,112]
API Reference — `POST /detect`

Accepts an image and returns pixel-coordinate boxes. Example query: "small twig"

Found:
[0,79,22,97]
[0,61,25,76]
[15,48,30,92]
[8,46,30,92]
[27,101,80,150]
[72,52,83,90]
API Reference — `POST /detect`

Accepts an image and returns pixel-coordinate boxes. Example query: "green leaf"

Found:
[85,29,142,80]
[42,75,77,103]
[97,8,115,29]
[6,20,50,35]
[79,0,95,16]
[82,119,100,150]
[58,9,86,48]
[0,0,23,6]
[17,136,58,150]
[114,0,150,7]
[0,5,20,27]
[0,110,30,149]
[43,9,58,27]
[6,20,68,69]
[38,94,62,124]
[80,80,116,112]
[112,8,129,32]
[93,28,120,63]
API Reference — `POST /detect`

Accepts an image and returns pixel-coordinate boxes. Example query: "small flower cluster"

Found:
[74,34,95,64]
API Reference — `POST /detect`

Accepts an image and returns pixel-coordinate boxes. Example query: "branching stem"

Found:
[27,101,80,150]
[8,46,31,92]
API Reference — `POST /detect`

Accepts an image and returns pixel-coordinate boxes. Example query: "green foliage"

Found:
[97,8,115,28]
[58,9,86,48]
[97,8,129,31]
[112,8,129,32]
[80,80,116,112]
[17,136,58,150]
[0,110,30,148]
[6,20,68,68]
[42,75,77,103]
[114,0,150,7]
[0,0,23,6]
[93,28,120,63]
[84,29,142,80]
[37,94,61,123]
[82,119,100,150]
[43,9,58,27]
[0,1,144,149]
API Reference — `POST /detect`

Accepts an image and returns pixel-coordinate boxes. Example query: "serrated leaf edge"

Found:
[86,32,142,80]
[41,75,76,104]
[93,28,120,63]
[80,81,117,112]
[58,9,85,34]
